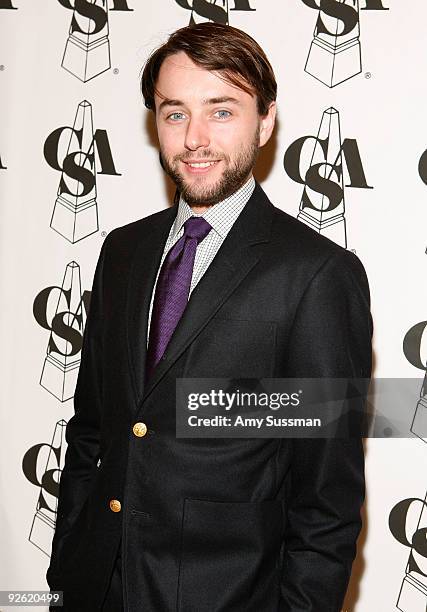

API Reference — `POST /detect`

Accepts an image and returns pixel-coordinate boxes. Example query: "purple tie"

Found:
[145,216,212,381]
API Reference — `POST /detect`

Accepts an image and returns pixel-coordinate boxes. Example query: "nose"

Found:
[184,115,210,151]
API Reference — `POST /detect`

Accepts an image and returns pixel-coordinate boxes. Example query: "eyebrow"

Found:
[158,96,241,112]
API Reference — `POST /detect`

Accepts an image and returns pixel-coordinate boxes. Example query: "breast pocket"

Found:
[177,498,283,612]
[186,318,277,378]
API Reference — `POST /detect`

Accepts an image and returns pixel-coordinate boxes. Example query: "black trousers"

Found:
[101,546,124,611]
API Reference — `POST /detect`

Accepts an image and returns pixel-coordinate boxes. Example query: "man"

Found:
[47,22,372,612]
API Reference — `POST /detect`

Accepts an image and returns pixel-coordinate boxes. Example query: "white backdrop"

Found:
[1,1,426,610]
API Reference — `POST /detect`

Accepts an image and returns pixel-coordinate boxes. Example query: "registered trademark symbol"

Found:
[299,390,303,394]
[0,65,5,71]
[101,231,107,237]
[113,68,119,75]
[365,72,371,79]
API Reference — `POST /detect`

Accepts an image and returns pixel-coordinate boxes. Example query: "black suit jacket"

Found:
[47,181,373,611]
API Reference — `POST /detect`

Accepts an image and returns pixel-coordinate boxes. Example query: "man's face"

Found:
[153,51,275,208]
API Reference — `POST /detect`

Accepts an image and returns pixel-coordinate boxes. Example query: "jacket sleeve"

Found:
[279,250,373,612]
[46,235,109,586]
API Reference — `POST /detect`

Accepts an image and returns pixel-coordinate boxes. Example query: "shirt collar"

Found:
[171,175,256,241]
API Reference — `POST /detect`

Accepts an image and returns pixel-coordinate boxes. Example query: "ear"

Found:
[259,101,276,148]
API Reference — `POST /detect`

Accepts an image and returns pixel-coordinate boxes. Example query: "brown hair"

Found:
[140,22,277,116]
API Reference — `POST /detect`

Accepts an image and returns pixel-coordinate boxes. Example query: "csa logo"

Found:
[23,420,67,557]
[389,493,427,610]
[58,0,133,81]
[175,0,255,25]
[403,321,427,443]
[302,0,388,87]
[283,106,372,248]
[44,100,121,244]
[33,261,91,402]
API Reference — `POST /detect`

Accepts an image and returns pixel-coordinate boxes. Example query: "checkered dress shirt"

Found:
[147,175,256,344]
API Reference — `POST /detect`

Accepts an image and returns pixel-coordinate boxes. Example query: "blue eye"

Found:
[215,110,231,119]
[168,112,185,121]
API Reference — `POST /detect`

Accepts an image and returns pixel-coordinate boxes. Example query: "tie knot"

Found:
[183,216,212,242]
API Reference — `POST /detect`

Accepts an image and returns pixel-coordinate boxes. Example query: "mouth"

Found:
[182,160,221,174]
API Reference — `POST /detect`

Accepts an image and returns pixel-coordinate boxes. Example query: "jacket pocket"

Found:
[55,498,91,576]
[177,498,283,612]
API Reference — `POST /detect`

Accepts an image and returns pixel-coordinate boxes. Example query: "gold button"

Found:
[133,422,147,437]
[109,499,121,513]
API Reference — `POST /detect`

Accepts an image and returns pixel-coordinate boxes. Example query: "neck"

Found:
[189,203,210,214]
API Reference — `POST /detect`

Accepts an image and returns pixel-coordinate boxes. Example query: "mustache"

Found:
[158,150,230,172]
[174,152,228,163]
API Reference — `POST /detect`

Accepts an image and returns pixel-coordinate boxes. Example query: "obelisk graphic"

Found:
[297,107,347,248]
[62,0,110,82]
[396,491,427,611]
[40,261,87,402]
[28,420,67,557]
[305,0,361,88]
[50,100,99,244]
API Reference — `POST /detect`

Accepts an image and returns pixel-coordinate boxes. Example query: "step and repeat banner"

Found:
[1,1,426,610]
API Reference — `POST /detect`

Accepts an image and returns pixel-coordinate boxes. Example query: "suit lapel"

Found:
[126,181,275,409]
[126,205,177,404]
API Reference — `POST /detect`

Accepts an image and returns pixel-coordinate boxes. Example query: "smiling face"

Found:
[154,51,276,210]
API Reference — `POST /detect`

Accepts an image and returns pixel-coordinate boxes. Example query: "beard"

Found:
[160,124,260,206]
